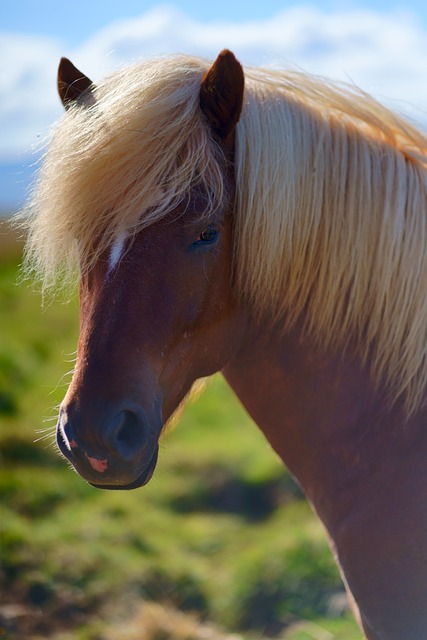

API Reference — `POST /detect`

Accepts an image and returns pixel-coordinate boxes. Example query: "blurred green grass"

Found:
[0,221,360,639]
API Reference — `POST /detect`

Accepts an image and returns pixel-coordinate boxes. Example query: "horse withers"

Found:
[23,50,427,638]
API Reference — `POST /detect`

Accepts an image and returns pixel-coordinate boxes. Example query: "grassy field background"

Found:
[0,220,361,639]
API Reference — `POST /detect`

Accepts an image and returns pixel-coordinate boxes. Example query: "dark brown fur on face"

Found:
[56,51,245,490]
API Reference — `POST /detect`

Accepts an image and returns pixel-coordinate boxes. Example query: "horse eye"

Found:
[195,224,219,245]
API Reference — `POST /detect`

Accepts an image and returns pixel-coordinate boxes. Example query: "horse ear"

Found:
[199,50,244,140]
[57,57,93,109]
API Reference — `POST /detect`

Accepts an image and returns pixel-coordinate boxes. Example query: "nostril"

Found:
[116,410,139,447]
[108,409,146,455]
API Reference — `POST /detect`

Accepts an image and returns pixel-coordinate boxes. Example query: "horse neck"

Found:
[223,317,427,526]
[223,317,427,637]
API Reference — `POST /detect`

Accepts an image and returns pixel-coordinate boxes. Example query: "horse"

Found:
[22,50,427,639]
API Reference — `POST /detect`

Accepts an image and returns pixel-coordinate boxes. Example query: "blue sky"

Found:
[4,0,427,43]
[1,0,426,210]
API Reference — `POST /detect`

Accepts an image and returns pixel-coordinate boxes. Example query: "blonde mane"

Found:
[22,54,427,412]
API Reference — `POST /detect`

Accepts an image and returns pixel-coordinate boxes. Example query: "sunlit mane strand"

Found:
[21,56,225,289]
[234,67,427,413]
[21,54,427,412]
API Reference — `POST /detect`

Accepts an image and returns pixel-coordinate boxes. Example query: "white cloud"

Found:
[1,4,426,161]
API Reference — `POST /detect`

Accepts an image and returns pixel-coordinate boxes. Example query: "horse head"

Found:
[55,51,245,489]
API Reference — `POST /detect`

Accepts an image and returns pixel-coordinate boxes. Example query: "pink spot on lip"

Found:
[85,454,109,473]
[69,439,78,449]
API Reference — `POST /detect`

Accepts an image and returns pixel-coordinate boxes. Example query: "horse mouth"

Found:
[88,446,159,490]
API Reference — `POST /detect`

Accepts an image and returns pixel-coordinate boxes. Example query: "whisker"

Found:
[34,421,58,449]
[48,368,76,395]
[62,349,78,357]
[34,432,57,445]
[40,406,61,421]
[35,425,57,434]
[42,411,59,420]
[39,418,58,427]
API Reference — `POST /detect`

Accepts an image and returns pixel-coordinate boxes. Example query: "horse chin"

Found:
[88,447,159,491]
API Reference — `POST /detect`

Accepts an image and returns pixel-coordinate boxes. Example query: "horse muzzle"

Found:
[56,403,161,489]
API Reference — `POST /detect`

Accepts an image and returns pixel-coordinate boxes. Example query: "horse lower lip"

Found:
[89,447,159,491]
